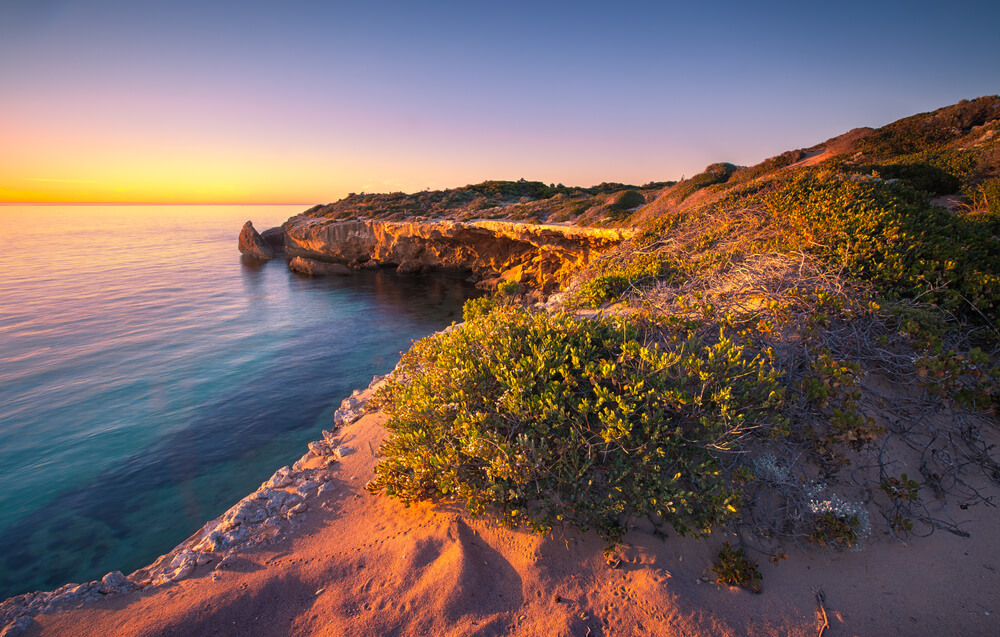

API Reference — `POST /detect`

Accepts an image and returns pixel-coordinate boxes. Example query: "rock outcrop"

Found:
[238,221,275,260]
[281,218,632,293]
[259,227,286,254]
[288,256,352,277]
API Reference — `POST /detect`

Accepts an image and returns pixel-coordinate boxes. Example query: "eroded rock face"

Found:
[259,227,286,254]
[282,218,631,293]
[238,221,275,260]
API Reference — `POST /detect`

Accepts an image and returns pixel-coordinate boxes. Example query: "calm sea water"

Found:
[0,205,476,599]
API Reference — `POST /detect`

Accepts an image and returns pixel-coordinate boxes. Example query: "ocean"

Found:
[0,204,476,599]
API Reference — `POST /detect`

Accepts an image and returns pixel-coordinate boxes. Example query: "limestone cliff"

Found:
[281,217,633,293]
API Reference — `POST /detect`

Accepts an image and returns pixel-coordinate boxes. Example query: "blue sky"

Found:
[2,0,998,202]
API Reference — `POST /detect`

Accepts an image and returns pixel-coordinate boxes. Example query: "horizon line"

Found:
[0,201,319,206]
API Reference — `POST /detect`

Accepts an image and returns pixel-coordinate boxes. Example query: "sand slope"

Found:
[22,407,999,637]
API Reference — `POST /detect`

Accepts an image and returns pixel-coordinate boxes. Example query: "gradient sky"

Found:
[2,0,998,204]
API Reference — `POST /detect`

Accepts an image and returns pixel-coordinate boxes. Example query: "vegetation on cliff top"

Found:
[301,178,671,227]
[367,96,1000,562]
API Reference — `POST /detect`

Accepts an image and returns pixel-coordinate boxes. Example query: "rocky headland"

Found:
[241,217,634,295]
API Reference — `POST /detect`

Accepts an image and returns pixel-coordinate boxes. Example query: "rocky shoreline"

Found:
[240,217,632,296]
[0,377,382,637]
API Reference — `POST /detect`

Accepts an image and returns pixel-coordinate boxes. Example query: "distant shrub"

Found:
[367,305,783,547]
[728,150,804,187]
[863,163,962,195]
[856,96,1000,158]
[608,190,646,211]
[671,163,739,201]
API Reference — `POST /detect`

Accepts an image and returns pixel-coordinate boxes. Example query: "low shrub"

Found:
[573,253,666,308]
[671,163,739,201]
[367,305,784,547]
[763,169,1000,323]
[713,542,762,593]
[860,163,962,195]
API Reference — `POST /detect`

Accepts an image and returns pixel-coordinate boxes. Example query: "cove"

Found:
[0,205,479,600]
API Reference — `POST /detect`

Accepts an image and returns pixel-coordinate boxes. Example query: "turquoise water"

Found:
[0,205,476,599]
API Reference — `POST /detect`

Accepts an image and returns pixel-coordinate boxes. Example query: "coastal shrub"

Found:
[972,176,1000,215]
[573,253,666,308]
[608,190,646,212]
[855,96,1000,158]
[367,305,784,547]
[763,170,1000,323]
[671,163,739,201]
[713,542,762,593]
[858,163,962,196]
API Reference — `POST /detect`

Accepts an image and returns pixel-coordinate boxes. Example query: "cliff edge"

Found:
[278,217,633,294]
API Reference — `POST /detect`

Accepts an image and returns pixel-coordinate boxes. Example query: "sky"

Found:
[1,0,998,204]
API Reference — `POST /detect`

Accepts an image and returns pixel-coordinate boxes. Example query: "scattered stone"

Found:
[171,563,195,582]
[287,502,308,518]
[318,481,337,496]
[98,571,136,595]
[264,467,294,489]
[334,445,354,458]
[238,221,275,260]
[334,394,366,427]
[295,481,320,497]
[308,441,333,456]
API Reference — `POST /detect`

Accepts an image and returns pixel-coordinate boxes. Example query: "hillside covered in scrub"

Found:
[366,95,1000,565]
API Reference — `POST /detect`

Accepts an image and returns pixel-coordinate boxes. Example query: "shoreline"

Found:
[0,375,384,634]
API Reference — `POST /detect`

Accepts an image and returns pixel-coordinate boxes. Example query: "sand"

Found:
[12,402,1000,636]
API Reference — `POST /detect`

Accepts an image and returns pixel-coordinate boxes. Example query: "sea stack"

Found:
[238,221,275,260]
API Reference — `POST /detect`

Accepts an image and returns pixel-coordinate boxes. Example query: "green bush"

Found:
[863,163,962,195]
[671,163,739,201]
[608,190,646,212]
[976,177,1000,215]
[574,253,666,308]
[763,169,1000,323]
[367,305,784,547]
[713,542,762,593]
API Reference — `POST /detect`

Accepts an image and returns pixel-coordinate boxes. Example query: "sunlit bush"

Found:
[367,305,784,547]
